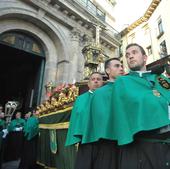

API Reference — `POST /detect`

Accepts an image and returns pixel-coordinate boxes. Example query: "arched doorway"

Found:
[0,31,45,113]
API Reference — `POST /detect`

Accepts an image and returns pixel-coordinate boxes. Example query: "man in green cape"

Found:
[74,58,124,169]
[4,112,25,161]
[65,72,103,169]
[8,112,25,132]
[0,109,5,169]
[82,58,124,143]
[110,43,170,169]
[18,110,39,169]
[66,72,103,146]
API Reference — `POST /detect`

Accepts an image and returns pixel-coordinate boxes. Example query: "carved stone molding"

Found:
[40,0,51,6]
[37,8,46,18]
[80,34,93,46]
[70,28,81,41]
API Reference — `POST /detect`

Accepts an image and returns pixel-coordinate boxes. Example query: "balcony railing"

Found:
[73,0,106,22]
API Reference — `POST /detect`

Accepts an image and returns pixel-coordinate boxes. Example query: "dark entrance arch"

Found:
[0,31,45,113]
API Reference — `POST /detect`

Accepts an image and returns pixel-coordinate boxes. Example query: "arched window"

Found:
[0,32,45,57]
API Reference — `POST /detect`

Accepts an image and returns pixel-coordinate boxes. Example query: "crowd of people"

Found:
[66,43,170,169]
[0,106,39,169]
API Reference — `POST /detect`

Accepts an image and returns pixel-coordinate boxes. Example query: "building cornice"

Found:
[22,0,121,49]
[121,0,161,35]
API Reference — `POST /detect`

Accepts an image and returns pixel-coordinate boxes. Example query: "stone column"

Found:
[69,28,81,83]
[95,25,101,46]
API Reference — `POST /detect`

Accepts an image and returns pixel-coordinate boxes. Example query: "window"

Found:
[87,0,96,15]
[147,45,152,55]
[157,18,164,38]
[143,24,151,45]
[0,32,44,56]
[160,40,167,58]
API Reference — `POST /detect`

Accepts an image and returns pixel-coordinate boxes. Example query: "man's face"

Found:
[88,73,103,90]
[106,60,124,80]
[16,112,21,119]
[125,45,147,71]
[0,113,4,119]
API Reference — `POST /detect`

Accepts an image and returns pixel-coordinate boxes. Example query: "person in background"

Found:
[18,110,39,169]
[24,112,32,121]
[8,112,25,132]
[3,112,25,162]
[0,112,5,132]
[0,110,5,169]
[0,105,5,131]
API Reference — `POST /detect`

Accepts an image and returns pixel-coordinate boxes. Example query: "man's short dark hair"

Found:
[104,58,121,78]
[104,58,120,70]
[126,43,146,55]
[89,72,103,80]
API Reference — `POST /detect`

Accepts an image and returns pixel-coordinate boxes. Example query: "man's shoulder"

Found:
[20,118,25,122]
[76,91,91,101]
[93,83,113,95]
[115,75,130,82]
[95,83,111,92]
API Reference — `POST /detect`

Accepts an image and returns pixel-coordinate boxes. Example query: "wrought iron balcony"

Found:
[73,0,106,22]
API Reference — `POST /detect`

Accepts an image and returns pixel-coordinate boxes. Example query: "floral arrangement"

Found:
[36,83,79,116]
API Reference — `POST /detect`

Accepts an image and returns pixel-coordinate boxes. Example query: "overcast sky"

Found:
[113,0,152,31]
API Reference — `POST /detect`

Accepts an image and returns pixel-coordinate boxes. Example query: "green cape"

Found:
[24,116,39,140]
[109,72,170,145]
[65,91,93,146]
[81,82,115,143]
[0,119,5,130]
[8,118,25,132]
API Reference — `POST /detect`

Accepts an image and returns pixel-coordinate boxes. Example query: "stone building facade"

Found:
[0,0,121,108]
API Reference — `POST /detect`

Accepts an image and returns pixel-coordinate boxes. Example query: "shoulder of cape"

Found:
[115,74,130,81]
[75,91,90,101]
[94,83,111,94]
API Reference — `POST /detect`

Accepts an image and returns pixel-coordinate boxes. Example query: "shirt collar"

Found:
[107,79,115,83]
[89,90,93,93]
[130,70,151,77]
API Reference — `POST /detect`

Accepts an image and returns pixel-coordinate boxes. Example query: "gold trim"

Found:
[39,122,69,129]
[122,0,161,33]
[37,161,57,169]
[39,107,72,118]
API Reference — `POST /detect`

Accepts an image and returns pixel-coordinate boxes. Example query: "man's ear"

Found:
[106,68,110,75]
[87,81,90,88]
[144,55,148,62]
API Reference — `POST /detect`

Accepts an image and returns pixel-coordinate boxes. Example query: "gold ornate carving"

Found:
[37,84,79,116]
